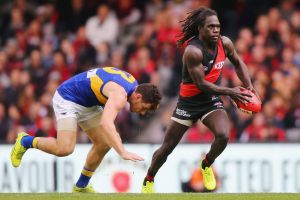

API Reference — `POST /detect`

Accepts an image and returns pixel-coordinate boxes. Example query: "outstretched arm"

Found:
[100,82,144,161]
[183,45,251,101]
[222,36,253,90]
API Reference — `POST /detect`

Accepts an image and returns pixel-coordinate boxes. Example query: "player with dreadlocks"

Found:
[142,7,257,193]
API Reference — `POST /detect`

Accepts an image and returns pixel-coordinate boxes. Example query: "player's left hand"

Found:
[247,86,261,103]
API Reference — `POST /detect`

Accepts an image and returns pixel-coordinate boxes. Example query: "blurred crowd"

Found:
[0,0,299,144]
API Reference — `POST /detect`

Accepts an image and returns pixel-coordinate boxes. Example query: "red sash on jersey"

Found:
[180,38,226,97]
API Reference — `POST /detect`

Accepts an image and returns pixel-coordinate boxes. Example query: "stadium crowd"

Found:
[0,0,299,144]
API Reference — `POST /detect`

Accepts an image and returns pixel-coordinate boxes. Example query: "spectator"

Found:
[49,50,71,83]
[57,0,88,33]
[241,113,285,142]
[95,41,111,66]
[61,39,77,70]
[5,39,24,72]
[26,49,48,97]
[6,105,22,143]
[35,116,56,138]
[1,7,26,44]
[110,49,125,69]
[4,69,22,106]
[72,26,95,73]
[26,19,42,53]
[0,102,9,143]
[0,51,10,91]
[40,41,54,69]
[284,94,300,142]
[17,83,35,117]
[85,4,119,48]
[115,0,141,28]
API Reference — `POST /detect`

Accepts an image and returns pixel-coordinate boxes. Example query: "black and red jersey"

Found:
[180,37,226,98]
[172,37,227,121]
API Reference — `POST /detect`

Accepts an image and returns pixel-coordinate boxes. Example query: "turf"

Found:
[0,193,299,200]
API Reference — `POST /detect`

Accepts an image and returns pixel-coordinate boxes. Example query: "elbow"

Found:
[99,121,109,130]
[99,121,113,131]
[196,81,209,91]
[197,84,206,91]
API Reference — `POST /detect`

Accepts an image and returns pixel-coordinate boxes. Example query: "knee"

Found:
[55,146,74,157]
[215,130,229,142]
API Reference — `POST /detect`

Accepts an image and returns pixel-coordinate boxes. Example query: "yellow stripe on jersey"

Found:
[90,76,107,105]
[103,67,136,83]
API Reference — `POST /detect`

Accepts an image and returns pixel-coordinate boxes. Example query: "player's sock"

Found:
[201,156,213,169]
[21,135,35,148]
[143,174,154,185]
[32,138,38,148]
[76,167,94,188]
[21,136,39,149]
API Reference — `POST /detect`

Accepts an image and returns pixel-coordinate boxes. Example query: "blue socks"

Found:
[76,167,94,188]
[21,135,35,148]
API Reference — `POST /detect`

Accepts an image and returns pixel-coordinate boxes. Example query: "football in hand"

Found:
[232,89,262,114]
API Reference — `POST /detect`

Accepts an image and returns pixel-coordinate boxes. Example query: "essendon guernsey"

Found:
[179,37,226,103]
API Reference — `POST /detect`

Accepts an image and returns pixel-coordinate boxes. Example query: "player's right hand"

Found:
[120,150,144,162]
[229,86,252,103]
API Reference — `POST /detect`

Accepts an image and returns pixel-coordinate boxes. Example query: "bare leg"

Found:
[11,118,77,169]
[84,126,111,171]
[73,126,111,190]
[36,130,77,157]
[147,120,189,177]
[35,117,77,157]
[202,110,230,166]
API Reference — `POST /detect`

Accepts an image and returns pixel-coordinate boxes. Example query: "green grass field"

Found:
[0,193,299,200]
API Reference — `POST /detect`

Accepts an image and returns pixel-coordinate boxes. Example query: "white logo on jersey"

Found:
[212,95,218,100]
[214,102,223,108]
[209,60,214,64]
[214,61,224,69]
[87,69,98,78]
[203,66,208,71]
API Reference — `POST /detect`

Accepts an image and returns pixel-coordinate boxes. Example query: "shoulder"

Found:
[221,36,234,51]
[221,36,234,56]
[103,82,127,110]
[183,45,204,66]
[103,82,127,99]
[184,45,203,59]
[220,36,232,44]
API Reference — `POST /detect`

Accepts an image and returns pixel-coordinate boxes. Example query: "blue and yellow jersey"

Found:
[57,67,138,107]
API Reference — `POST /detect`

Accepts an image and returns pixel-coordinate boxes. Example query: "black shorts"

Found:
[171,94,225,125]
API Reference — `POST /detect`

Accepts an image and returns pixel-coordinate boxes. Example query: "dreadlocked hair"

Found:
[177,7,217,48]
[136,83,162,110]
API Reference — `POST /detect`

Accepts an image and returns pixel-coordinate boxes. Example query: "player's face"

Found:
[200,15,220,44]
[129,94,154,116]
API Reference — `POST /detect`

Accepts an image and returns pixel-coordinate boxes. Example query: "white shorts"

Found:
[52,91,103,131]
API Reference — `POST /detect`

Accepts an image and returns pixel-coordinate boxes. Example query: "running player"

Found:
[142,7,256,193]
[10,67,161,193]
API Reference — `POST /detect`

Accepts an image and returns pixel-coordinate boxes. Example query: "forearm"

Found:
[234,62,253,88]
[196,80,232,95]
[222,36,253,88]
[100,122,125,155]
